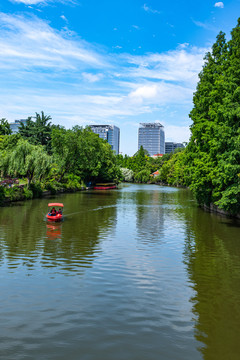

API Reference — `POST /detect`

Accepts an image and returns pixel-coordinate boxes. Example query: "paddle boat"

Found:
[46,202,64,222]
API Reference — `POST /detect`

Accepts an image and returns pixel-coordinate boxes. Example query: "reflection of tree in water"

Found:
[182,205,240,360]
[134,185,188,245]
[0,191,117,275]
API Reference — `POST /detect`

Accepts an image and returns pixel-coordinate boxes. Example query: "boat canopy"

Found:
[48,203,64,207]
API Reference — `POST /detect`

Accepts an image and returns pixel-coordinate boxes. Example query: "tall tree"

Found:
[185,19,240,213]
[19,112,55,153]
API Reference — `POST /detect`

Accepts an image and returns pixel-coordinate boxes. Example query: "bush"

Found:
[23,188,33,199]
[29,182,43,198]
[134,169,151,183]
[120,168,134,182]
[45,180,62,194]
[5,186,24,201]
[66,174,81,190]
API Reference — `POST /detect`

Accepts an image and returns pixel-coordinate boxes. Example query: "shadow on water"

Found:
[181,203,240,360]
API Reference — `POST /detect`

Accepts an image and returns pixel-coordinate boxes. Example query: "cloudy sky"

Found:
[0,0,239,154]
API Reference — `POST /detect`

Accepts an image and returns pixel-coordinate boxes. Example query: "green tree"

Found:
[52,126,121,184]
[2,140,52,186]
[134,169,151,183]
[0,118,12,135]
[185,19,240,213]
[19,112,56,153]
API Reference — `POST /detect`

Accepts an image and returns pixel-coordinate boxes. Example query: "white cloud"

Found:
[128,82,193,105]
[192,19,217,31]
[60,15,68,22]
[0,12,207,151]
[122,46,207,85]
[143,3,161,14]
[214,2,224,8]
[0,13,107,70]
[82,72,103,83]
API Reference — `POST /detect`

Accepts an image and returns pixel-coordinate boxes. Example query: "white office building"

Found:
[138,122,165,156]
[89,125,120,154]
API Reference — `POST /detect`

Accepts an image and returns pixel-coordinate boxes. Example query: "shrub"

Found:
[134,169,151,183]
[120,168,134,182]
[29,182,43,198]
[23,188,33,199]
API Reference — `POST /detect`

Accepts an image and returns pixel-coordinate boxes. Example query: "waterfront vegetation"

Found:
[119,19,240,215]
[1,19,240,215]
[0,113,122,203]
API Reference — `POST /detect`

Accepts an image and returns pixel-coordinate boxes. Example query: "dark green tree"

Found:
[185,19,240,213]
[19,112,56,153]
[0,118,12,135]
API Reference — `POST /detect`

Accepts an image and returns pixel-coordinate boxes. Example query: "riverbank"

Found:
[0,184,86,206]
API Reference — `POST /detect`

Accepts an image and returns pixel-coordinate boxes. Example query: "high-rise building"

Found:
[89,125,120,154]
[165,142,185,154]
[138,122,165,156]
[9,119,28,134]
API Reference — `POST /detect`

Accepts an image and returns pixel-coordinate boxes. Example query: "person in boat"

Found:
[58,208,62,215]
[50,207,56,216]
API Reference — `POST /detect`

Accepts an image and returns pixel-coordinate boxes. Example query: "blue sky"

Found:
[0,0,240,154]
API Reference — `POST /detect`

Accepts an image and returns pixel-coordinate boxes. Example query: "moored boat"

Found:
[46,202,64,222]
[93,183,117,190]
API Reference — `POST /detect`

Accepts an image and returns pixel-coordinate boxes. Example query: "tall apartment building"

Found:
[138,122,165,156]
[165,142,185,154]
[89,125,120,154]
[9,119,28,134]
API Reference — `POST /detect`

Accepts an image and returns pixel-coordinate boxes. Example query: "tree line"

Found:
[0,112,121,202]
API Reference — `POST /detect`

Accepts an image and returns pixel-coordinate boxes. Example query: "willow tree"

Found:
[2,139,52,186]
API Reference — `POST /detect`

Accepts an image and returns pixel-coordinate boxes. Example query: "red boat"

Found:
[46,202,64,222]
[93,183,117,190]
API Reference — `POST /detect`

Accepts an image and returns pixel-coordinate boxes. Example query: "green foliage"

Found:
[29,182,43,198]
[0,133,21,151]
[0,119,12,135]
[23,188,34,200]
[1,139,52,186]
[52,126,121,183]
[19,112,57,154]
[134,169,151,183]
[5,186,24,201]
[66,174,82,190]
[120,168,134,182]
[183,18,240,214]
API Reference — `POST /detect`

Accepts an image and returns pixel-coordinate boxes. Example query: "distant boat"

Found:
[93,183,117,190]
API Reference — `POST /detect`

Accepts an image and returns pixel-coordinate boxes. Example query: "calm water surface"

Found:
[0,184,240,360]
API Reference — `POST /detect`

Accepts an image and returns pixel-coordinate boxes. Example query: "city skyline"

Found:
[1,1,239,155]
[9,117,186,155]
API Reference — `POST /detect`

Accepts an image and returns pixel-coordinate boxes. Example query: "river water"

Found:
[0,183,240,360]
